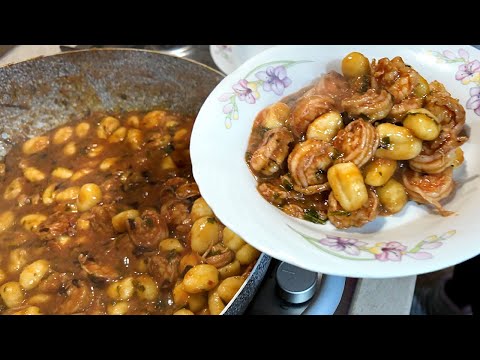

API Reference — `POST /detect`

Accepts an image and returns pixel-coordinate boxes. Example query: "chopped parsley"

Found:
[207,217,216,224]
[303,209,327,225]
[379,136,391,149]
[164,143,175,154]
[329,149,342,161]
[282,178,293,191]
[315,169,325,179]
[143,217,154,228]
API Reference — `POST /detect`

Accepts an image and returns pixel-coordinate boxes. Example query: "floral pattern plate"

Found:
[191,45,480,278]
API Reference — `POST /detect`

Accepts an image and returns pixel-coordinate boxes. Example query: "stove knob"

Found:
[275,261,318,304]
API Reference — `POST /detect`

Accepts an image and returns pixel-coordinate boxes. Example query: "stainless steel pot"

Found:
[0,48,271,315]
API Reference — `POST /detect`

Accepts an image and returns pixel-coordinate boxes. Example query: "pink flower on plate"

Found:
[255,65,292,95]
[466,87,480,116]
[232,79,260,104]
[369,242,407,262]
[319,236,366,256]
[443,48,470,62]
[455,60,480,84]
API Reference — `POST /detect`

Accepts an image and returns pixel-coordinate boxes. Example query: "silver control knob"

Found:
[275,262,318,304]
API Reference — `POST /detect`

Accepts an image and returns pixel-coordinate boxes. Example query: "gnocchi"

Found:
[327,162,368,212]
[306,111,344,142]
[377,179,408,214]
[0,282,25,308]
[77,183,102,212]
[190,216,220,253]
[183,264,219,293]
[375,123,423,161]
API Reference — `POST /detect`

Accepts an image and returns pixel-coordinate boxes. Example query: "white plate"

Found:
[210,45,273,74]
[192,45,480,278]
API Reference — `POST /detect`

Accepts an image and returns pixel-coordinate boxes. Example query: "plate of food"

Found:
[191,45,480,278]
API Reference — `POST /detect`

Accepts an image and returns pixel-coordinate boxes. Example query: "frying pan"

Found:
[0,48,271,315]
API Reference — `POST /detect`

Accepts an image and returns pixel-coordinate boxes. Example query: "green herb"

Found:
[273,192,280,200]
[359,75,370,93]
[303,209,327,225]
[245,151,253,162]
[329,210,352,217]
[207,217,216,224]
[379,136,391,149]
[282,179,293,191]
[143,217,154,228]
[315,169,325,178]
[164,144,175,154]
[258,126,269,136]
[329,149,342,161]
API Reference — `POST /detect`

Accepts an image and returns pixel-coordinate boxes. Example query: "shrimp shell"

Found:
[425,81,466,135]
[288,139,334,194]
[402,168,455,216]
[409,131,468,174]
[250,127,294,176]
[327,188,379,229]
[341,89,393,121]
[333,119,379,168]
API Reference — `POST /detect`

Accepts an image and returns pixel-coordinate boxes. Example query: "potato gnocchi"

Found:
[247,52,469,229]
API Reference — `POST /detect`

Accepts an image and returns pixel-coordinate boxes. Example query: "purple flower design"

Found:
[443,48,469,62]
[455,60,480,81]
[232,79,260,104]
[319,236,366,256]
[373,242,407,262]
[466,87,480,116]
[255,66,292,96]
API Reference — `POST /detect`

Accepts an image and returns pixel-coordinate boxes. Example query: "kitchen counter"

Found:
[0,45,427,315]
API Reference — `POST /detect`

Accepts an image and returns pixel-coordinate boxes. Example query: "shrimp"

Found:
[288,139,334,195]
[282,204,305,219]
[327,188,379,229]
[126,209,169,249]
[288,95,335,138]
[78,254,120,281]
[249,127,294,176]
[55,279,93,315]
[371,56,422,103]
[257,182,292,206]
[409,131,468,174]
[341,89,393,121]
[305,71,353,107]
[402,167,455,216]
[425,81,466,135]
[388,97,424,123]
[333,119,379,168]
